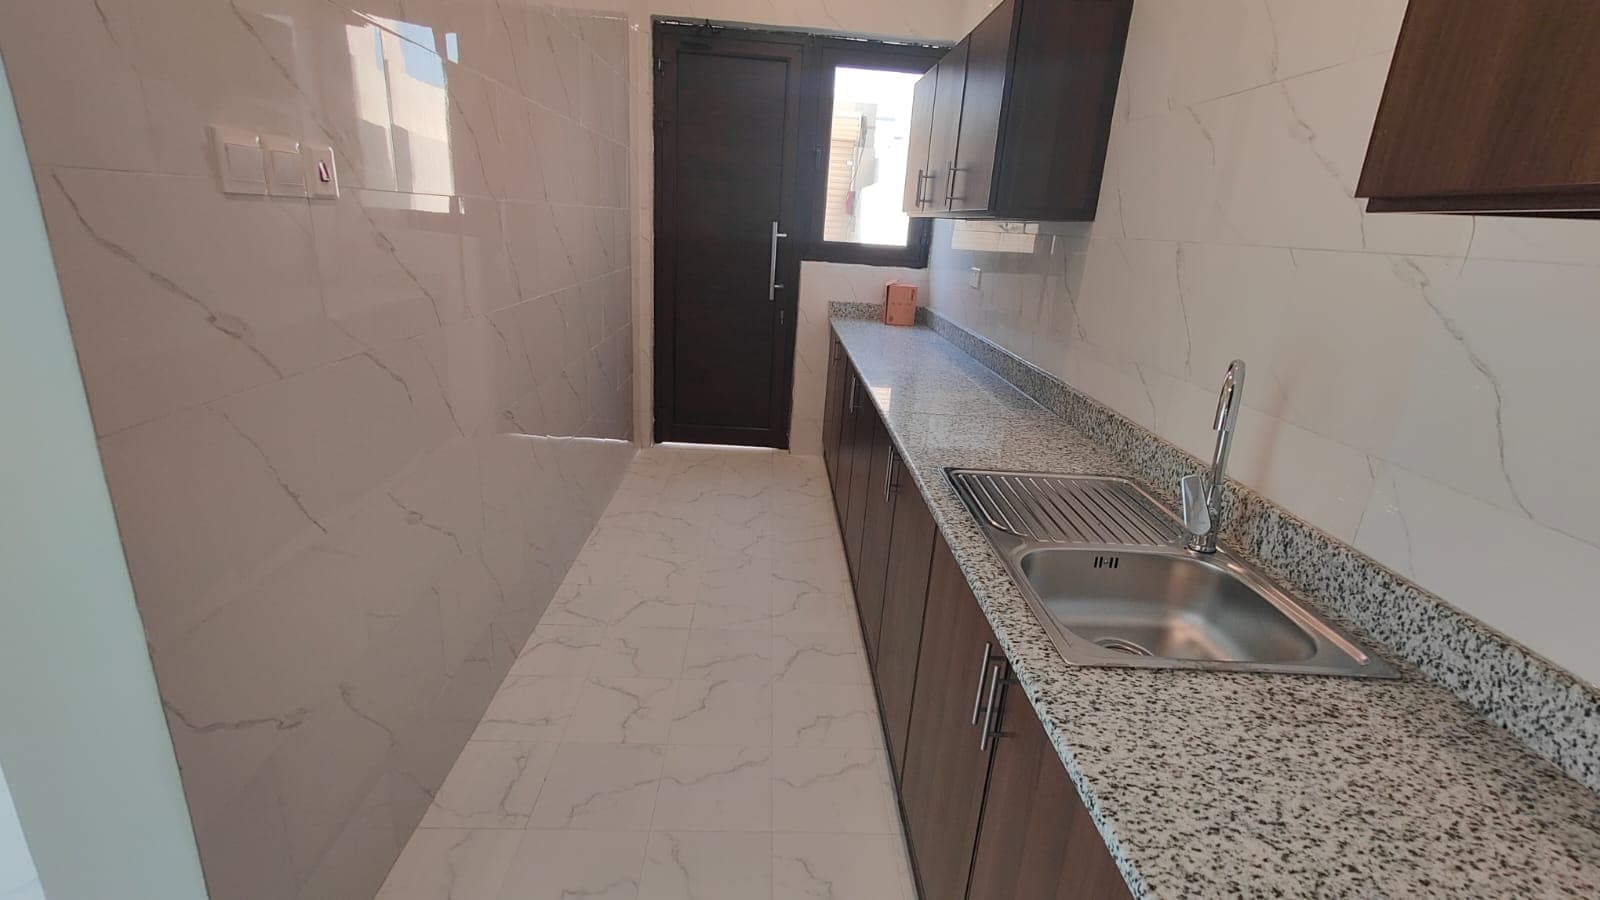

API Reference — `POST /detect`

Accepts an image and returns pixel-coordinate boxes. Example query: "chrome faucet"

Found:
[1180,360,1246,553]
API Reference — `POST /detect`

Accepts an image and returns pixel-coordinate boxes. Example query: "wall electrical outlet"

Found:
[968,266,983,289]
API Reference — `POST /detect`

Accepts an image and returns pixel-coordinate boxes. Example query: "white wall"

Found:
[626,0,970,446]
[0,51,209,900]
[926,0,1600,686]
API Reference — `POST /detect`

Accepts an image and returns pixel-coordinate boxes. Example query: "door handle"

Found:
[946,161,960,206]
[768,220,788,301]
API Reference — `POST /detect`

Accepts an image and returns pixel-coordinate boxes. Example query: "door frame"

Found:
[653,23,808,448]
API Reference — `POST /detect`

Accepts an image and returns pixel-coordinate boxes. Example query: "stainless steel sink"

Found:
[949,469,1396,678]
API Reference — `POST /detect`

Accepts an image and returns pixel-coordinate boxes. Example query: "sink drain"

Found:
[1095,637,1154,657]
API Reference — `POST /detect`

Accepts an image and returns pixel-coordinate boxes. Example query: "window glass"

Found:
[822,66,921,247]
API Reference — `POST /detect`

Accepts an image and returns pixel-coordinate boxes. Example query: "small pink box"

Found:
[883,282,917,326]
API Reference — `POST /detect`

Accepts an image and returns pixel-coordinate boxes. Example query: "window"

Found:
[805,41,944,267]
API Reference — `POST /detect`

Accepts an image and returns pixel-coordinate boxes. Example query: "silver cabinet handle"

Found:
[946,161,959,206]
[969,641,994,725]
[883,450,898,502]
[768,220,788,301]
[846,371,858,412]
[913,169,935,207]
[979,661,1005,751]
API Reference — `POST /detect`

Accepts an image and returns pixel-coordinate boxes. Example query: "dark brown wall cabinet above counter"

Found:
[1358,0,1600,215]
[822,334,1129,900]
[903,0,1133,221]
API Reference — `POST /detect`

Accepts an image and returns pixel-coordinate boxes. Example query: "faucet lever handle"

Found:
[1180,474,1211,537]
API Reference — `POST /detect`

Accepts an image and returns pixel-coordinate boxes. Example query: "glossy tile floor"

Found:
[376,445,917,900]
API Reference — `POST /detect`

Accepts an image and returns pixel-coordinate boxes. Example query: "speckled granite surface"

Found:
[830,314,1600,899]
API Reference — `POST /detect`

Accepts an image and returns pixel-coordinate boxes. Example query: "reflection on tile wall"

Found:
[929,0,1600,686]
[0,0,633,896]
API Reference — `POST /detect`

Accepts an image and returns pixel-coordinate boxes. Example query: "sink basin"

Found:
[949,469,1396,678]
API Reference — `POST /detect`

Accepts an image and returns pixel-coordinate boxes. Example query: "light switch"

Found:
[262,134,306,197]
[209,125,267,196]
[303,143,339,199]
[968,266,983,289]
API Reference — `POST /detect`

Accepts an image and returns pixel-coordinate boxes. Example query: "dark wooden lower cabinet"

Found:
[824,337,1132,900]
[873,462,937,781]
[854,430,898,660]
[841,396,879,582]
[899,537,1005,900]
[969,678,1132,900]
[822,335,847,484]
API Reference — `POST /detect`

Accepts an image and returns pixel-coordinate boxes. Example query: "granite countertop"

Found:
[830,317,1600,898]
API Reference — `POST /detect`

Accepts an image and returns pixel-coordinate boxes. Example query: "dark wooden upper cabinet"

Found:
[1357,0,1600,215]
[903,73,939,213]
[903,0,1133,220]
[968,677,1132,900]
[921,42,970,215]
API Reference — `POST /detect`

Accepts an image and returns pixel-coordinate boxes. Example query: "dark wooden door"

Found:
[899,537,1004,900]
[854,431,898,660]
[842,399,880,583]
[874,463,938,781]
[830,367,859,521]
[948,0,1013,213]
[822,335,847,482]
[924,42,969,214]
[653,30,803,447]
[902,71,939,214]
[969,678,1132,900]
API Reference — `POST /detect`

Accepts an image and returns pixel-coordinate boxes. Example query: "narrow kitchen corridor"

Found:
[376,445,916,900]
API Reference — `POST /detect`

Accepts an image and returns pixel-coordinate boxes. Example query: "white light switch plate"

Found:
[261,134,308,197]
[209,125,266,196]
[968,266,982,289]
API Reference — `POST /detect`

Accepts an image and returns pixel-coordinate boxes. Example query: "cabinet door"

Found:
[924,41,969,213]
[899,537,1004,900]
[1357,0,1600,213]
[841,401,880,584]
[821,335,847,483]
[948,0,1014,213]
[854,434,899,661]
[873,462,938,781]
[830,368,858,522]
[969,680,1132,900]
[902,71,939,215]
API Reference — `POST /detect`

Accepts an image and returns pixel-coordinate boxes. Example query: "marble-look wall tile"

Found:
[925,0,1600,686]
[0,0,635,896]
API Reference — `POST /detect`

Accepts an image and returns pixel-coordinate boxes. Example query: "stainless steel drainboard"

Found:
[948,471,1178,547]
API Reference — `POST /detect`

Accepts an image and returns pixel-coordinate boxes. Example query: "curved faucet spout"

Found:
[1184,360,1246,553]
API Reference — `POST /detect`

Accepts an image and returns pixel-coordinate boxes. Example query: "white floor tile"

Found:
[420,741,557,829]
[472,676,583,742]
[773,833,914,900]
[681,629,775,682]
[496,830,648,900]
[771,630,870,684]
[378,829,522,900]
[667,679,774,746]
[591,627,691,679]
[773,682,884,749]
[652,746,773,831]
[510,626,605,677]
[638,831,773,900]
[563,678,676,744]
[526,743,665,830]
[772,748,899,834]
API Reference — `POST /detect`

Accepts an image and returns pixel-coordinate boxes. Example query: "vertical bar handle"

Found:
[883,450,899,502]
[846,371,858,412]
[768,220,788,301]
[946,161,959,206]
[969,641,994,725]
[979,661,1005,751]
